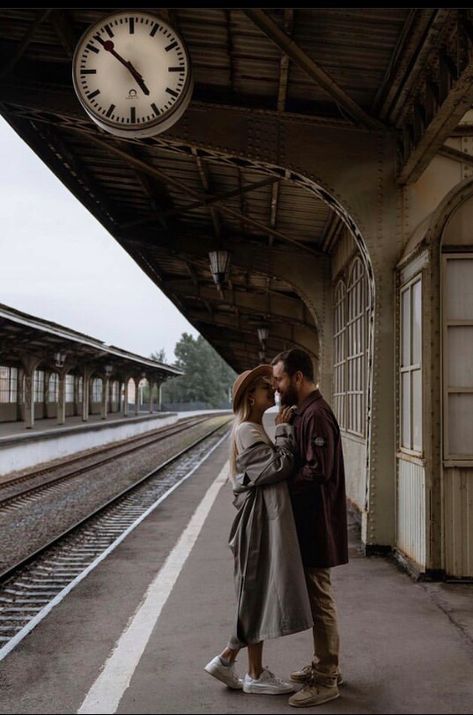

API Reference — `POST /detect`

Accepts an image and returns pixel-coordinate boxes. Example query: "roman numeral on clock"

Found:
[130,107,136,123]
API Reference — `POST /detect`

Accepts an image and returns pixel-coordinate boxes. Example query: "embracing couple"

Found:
[205,348,349,708]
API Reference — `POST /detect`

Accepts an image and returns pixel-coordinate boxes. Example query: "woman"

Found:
[204,364,313,695]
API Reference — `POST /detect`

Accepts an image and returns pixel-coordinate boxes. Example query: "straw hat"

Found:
[232,364,273,413]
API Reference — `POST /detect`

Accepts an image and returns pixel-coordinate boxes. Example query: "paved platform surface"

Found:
[0,419,473,714]
[0,411,174,440]
[0,410,231,440]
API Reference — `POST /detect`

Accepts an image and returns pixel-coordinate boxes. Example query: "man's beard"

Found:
[280,383,298,407]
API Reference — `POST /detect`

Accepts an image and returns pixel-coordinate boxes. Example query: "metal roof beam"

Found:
[438,143,473,168]
[374,10,443,120]
[0,9,53,79]
[398,10,473,184]
[198,316,318,358]
[244,9,385,131]
[167,284,314,331]
[50,10,76,59]
[59,127,322,257]
[191,146,221,239]
[0,82,371,133]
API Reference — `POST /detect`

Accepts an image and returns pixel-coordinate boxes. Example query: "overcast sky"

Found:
[0,117,199,363]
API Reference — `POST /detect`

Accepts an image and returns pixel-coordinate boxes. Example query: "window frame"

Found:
[346,258,366,437]
[91,377,103,403]
[0,366,18,404]
[399,274,423,457]
[442,253,473,460]
[33,370,45,403]
[333,279,347,430]
[48,373,59,403]
[65,374,75,403]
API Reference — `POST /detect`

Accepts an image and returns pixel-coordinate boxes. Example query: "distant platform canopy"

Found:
[0,302,181,380]
[0,302,182,428]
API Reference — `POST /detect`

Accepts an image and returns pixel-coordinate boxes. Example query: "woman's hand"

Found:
[275,406,296,425]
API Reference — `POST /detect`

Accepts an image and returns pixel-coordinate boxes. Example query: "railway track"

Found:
[0,416,231,661]
[0,414,218,508]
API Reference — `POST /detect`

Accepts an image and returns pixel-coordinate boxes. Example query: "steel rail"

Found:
[0,417,232,585]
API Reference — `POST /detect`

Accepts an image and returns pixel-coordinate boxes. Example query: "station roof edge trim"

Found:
[0,303,183,377]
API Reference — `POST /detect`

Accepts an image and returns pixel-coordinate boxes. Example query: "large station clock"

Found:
[72,11,193,138]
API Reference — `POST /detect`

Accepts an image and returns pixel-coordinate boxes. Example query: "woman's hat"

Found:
[231,364,273,413]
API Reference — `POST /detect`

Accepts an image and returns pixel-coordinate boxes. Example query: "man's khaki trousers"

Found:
[305,567,341,686]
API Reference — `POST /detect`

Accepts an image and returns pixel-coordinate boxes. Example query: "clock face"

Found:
[72,11,193,137]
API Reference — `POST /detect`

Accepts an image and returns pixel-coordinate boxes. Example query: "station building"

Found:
[1,8,473,580]
[0,302,182,429]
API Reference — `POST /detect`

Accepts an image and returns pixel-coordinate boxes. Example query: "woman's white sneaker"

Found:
[204,655,243,689]
[243,668,295,695]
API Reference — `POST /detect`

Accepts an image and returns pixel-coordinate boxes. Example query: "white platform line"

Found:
[77,459,230,714]
[0,431,229,665]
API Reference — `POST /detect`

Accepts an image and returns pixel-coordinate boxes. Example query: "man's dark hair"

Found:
[271,348,314,381]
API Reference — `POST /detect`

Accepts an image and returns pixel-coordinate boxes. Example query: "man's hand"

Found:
[275,406,296,425]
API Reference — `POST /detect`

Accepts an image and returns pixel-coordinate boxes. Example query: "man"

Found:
[271,348,348,708]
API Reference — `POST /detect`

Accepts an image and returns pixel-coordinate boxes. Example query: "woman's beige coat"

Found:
[227,422,313,648]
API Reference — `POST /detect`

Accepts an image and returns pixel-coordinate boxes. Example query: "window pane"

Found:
[447,326,473,387]
[34,370,44,402]
[412,280,422,365]
[401,289,410,367]
[445,258,473,320]
[412,369,422,451]
[401,372,411,448]
[448,394,473,455]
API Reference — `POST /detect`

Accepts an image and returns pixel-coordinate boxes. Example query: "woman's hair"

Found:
[229,380,256,483]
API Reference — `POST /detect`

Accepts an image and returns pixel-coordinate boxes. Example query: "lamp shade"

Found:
[209,250,231,288]
[54,351,67,368]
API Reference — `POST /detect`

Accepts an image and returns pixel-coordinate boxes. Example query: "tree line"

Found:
[151,333,236,409]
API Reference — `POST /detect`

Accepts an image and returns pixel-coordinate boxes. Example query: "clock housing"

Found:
[72,11,193,138]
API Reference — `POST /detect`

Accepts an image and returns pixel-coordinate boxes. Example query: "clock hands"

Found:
[95,36,150,96]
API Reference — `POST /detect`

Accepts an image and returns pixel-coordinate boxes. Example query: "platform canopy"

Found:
[0,303,182,381]
[1,9,471,371]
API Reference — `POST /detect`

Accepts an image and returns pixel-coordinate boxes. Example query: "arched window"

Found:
[333,280,347,429]
[65,374,74,402]
[33,370,45,402]
[48,373,59,402]
[92,378,102,402]
[0,366,18,403]
[347,258,367,436]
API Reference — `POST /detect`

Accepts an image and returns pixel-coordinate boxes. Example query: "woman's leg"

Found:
[247,641,263,679]
[219,645,239,664]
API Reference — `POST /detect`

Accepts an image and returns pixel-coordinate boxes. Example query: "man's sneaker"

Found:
[204,655,243,690]
[290,664,344,686]
[288,682,340,708]
[243,668,295,695]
